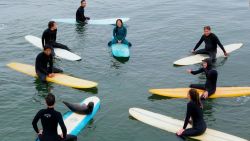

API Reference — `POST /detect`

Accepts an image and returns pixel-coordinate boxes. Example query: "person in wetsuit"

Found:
[187,58,218,99]
[76,0,90,23]
[32,93,77,141]
[42,21,70,51]
[63,101,94,115]
[35,45,63,82]
[192,26,228,62]
[177,88,207,137]
[108,19,132,47]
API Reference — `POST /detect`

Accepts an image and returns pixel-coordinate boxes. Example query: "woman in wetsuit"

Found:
[176,89,207,137]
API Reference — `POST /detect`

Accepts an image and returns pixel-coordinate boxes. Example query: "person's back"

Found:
[187,101,206,129]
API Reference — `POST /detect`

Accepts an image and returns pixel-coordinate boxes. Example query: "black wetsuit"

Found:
[35,52,63,82]
[190,68,218,97]
[76,6,89,23]
[32,108,77,141]
[42,28,70,51]
[182,101,207,136]
[193,33,226,62]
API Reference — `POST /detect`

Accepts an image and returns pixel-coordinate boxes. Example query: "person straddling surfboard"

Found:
[76,0,90,23]
[35,45,63,82]
[176,89,207,137]
[108,19,132,47]
[187,58,218,99]
[63,101,94,115]
[191,26,228,62]
[42,21,70,51]
[32,93,77,141]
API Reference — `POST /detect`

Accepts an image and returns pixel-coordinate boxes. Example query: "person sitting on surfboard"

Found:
[35,45,63,82]
[177,89,207,137]
[42,21,70,51]
[76,0,90,23]
[192,26,228,62]
[187,58,218,99]
[32,93,77,141]
[63,101,94,115]
[108,19,132,47]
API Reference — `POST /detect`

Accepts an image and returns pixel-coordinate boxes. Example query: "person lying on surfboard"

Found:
[32,93,77,141]
[76,0,90,23]
[191,26,228,62]
[177,89,207,137]
[187,58,218,99]
[35,45,63,82]
[108,19,132,47]
[42,21,70,51]
[63,101,94,115]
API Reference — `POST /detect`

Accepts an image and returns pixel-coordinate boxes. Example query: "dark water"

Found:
[0,0,250,140]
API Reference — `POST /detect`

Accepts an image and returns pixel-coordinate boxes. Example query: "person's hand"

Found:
[176,128,185,136]
[202,91,209,99]
[38,130,43,135]
[86,17,90,20]
[118,40,122,43]
[48,73,55,78]
[60,134,64,139]
[191,49,195,54]
[187,69,192,74]
[224,52,228,57]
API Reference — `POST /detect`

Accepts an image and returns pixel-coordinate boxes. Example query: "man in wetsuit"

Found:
[192,26,228,62]
[32,93,77,141]
[42,21,70,51]
[35,45,63,82]
[76,0,90,23]
[187,58,218,99]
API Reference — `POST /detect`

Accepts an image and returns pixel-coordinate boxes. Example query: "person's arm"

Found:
[54,29,57,42]
[58,113,67,138]
[183,103,191,129]
[113,28,118,40]
[193,35,204,51]
[32,110,42,134]
[42,31,46,48]
[48,56,53,74]
[121,27,127,41]
[215,35,226,54]
[191,68,204,75]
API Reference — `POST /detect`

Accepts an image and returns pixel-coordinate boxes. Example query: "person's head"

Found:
[43,45,52,56]
[188,89,202,108]
[48,21,57,30]
[45,93,55,107]
[202,58,212,70]
[116,19,123,28]
[86,102,94,114]
[203,26,211,36]
[81,0,87,7]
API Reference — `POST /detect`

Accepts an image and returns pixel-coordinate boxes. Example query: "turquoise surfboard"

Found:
[111,43,130,58]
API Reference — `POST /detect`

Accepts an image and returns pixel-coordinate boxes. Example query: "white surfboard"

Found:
[25,35,81,61]
[129,108,247,141]
[52,18,130,25]
[174,43,243,66]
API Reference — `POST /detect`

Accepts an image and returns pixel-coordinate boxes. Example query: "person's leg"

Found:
[189,84,206,90]
[53,42,70,51]
[208,51,217,63]
[53,67,63,73]
[181,128,204,137]
[36,71,47,82]
[108,38,118,46]
[194,49,209,55]
[60,134,77,141]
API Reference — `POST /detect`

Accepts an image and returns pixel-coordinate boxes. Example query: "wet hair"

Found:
[115,19,123,33]
[188,89,203,108]
[44,44,52,51]
[48,21,56,29]
[81,0,86,3]
[86,102,94,114]
[45,93,55,106]
[204,26,211,31]
[202,58,212,70]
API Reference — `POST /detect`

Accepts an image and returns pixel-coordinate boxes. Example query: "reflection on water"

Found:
[148,94,173,101]
[202,99,216,123]
[33,79,53,104]
[75,23,87,35]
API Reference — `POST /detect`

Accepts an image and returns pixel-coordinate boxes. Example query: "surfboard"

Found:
[173,43,243,66]
[129,108,248,141]
[7,62,98,89]
[52,18,130,25]
[149,87,250,98]
[111,43,130,58]
[36,96,100,141]
[25,35,81,61]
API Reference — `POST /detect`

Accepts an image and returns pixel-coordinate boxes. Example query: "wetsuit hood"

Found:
[202,58,212,70]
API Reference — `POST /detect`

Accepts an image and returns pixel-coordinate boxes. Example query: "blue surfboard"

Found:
[111,43,130,58]
[52,18,130,25]
[36,96,100,141]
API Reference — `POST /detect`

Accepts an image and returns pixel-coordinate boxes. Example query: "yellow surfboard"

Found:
[7,62,98,89]
[149,87,250,98]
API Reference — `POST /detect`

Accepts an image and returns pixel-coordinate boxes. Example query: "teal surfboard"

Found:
[111,43,130,58]
[52,18,130,25]
[36,96,100,141]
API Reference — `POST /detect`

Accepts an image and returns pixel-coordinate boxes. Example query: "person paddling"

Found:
[76,0,90,23]
[108,19,132,47]
[35,45,63,82]
[42,21,70,51]
[187,58,218,99]
[177,89,207,137]
[192,26,227,62]
[32,93,77,141]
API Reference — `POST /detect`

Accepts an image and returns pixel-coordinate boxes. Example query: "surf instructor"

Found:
[187,58,218,99]
[42,21,70,51]
[192,26,227,62]
[76,0,90,23]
